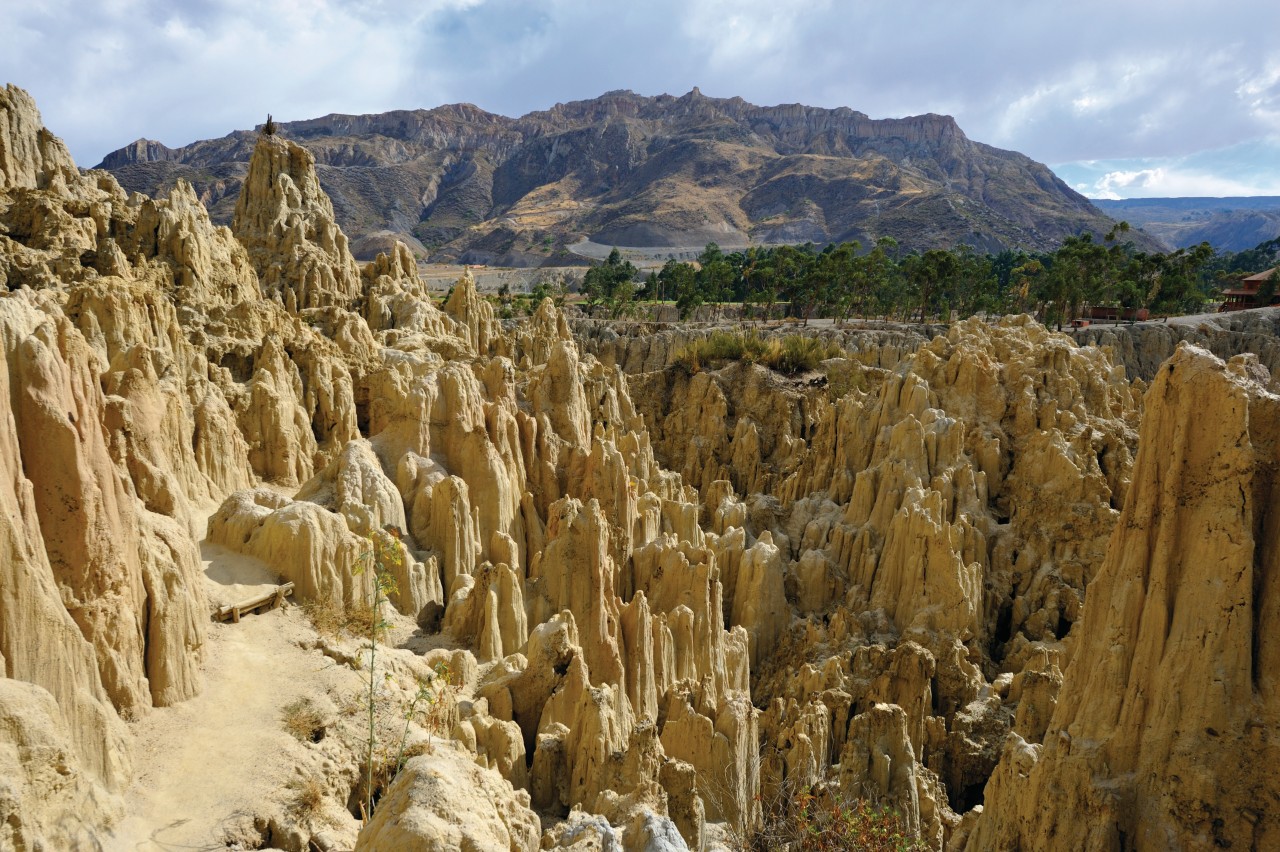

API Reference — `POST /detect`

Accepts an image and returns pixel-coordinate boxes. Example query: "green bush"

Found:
[768,334,844,374]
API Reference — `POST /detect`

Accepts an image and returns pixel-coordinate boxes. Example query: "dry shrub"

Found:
[768,335,844,374]
[281,698,325,743]
[344,599,378,638]
[301,596,377,638]
[743,785,925,852]
[825,363,867,399]
[300,597,346,636]
[673,331,844,375]
[286,774,328,823]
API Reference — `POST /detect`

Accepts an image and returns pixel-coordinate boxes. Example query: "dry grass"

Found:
[770,335,845,374]
[300,598,346,636]
[286,774,328,823]
[281,698,325,743]
[344,600,378,637]
[301,597,378,638]
[736,785,926,852]
[674,331,845,375]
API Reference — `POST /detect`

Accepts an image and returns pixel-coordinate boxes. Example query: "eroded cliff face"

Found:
[0,83,743,850]
[575,320,945,377]
[968,345,1280,850]
[2,81,1276,852]
[623,315,1140,846]
[1071,309,1280,382]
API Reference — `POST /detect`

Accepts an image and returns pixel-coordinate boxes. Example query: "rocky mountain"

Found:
[1096,196,1280,252]
[98,88,1125,264]
[8,81,1280,851]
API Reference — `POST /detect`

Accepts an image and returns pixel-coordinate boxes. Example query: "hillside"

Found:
[1095,196,1280,252]
[98,88,1128,264]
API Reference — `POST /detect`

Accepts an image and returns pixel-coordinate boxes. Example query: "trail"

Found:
[108,540,347,851]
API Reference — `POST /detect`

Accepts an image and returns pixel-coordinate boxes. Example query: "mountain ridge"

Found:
[98,88,1131,264]
[1094,196,1280,252]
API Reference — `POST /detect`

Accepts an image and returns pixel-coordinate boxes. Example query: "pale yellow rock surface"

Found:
[631,315,1143,845]
[0,84,79,192]
[0,302,132,807]
[969,344,1280,850]
[10,82,1280,852]
[232,133,362,311]
[356,745,541,852]
[0,679,121,851]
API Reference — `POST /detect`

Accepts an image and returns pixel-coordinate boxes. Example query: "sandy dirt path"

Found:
[107,542,346,851]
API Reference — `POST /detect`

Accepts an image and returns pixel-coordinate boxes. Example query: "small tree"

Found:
[529,271,569,309]
[353,526,402,822]
[581,248,640,318]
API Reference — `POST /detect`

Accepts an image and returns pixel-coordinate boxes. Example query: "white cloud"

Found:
[1096,168,1164,195]
[0,0,1278,188]
[1054,133,1280,198]
[1060,157,1280,199]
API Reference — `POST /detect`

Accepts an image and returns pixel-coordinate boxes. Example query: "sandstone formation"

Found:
[1071,307,1280,381]
[575,319,945,377]
[968,344,1280,850]
[356,746,542,852]
[5,81,1280,852]
[232,133,362,311]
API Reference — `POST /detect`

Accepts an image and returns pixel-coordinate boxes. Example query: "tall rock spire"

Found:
[231,133,362,312]
[969,345,1280,850]
[0,84,80,192]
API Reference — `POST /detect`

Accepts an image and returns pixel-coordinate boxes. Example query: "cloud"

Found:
[1055,141,1280,198]
[1,0,1278,187]
[1,0,481,162]
[1091,169,1165,200]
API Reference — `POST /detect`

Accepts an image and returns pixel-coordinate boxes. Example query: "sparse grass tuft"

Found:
[300,597,346,637]
[281,698,325,743]
[825,364,867,399]
[344,600,379,638]
[769,335,845,374]
[301,596,378,639]
[286,774,328,823]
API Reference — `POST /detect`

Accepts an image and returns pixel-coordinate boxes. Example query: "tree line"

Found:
[580,226,1230,326]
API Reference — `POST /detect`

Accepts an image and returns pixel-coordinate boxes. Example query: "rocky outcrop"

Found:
[969,345,1280,850]
[0,679,121,851]
[232,133,362,311]
[96,138,176,170]
[0,302,132,797]
[127,179,262,307]
[1071,308,1280,381]
[12,81,1280,852]
[619,315,1140,846]
[355,746,542,852]
[0,84,80,192]
[575,320,942,376]
[0,89,226,847]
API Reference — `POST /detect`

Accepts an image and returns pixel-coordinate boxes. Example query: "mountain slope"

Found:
[99,88,1127,264]
[1095,196,1280,252]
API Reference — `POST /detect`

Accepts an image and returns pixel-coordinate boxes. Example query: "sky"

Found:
[3,0,1279,199]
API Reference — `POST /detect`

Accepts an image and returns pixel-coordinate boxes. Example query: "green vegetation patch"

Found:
[673,330,844,375]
